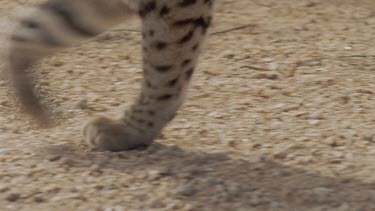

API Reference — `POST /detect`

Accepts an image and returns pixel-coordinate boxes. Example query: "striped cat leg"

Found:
[84,0,214,151]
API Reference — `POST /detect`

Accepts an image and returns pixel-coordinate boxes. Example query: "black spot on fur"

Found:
[185,68,194,80]
[173,16,211,35]
[21,20,39,29]
[201,16,212,34]
[194,17,212,33]
[167,78,179,87]
[154,65,173,72]
[178,30,195,44]
[149,30,155,37]
[148,110,156,116]
[174,18,196,26]
[160,5,171,16]
[139,1,157,18]
[147,122,154,127]
[178,0,197,7]
[192,43,199,51]
[181,59,192,67]
[145,80,153,88]
[157,94,173,101]
[154,41,167,50]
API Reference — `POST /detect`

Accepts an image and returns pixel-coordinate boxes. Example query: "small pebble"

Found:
[309,111,323,119]
[5,193,20,202]
[252,73,279,80]
[0,185,10,193]
[362,133,374,142]
[308,119,320,125]
[75,99,89,110]
[33,196,45,203]
[47,155,62,162]
[174,185,198,197]
[313,187,332,195]
[324,136,337,146]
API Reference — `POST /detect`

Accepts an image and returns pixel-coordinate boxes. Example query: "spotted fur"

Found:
[5,0,214,151]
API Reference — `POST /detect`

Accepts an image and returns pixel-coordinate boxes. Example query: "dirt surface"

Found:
[0,0,375,210]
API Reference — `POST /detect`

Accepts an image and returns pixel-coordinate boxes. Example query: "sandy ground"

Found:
[0,0,375,210]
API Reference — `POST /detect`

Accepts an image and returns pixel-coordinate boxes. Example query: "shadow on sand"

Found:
[42,142,375,210]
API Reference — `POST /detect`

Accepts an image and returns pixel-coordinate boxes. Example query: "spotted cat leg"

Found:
[84,0,214,151]
[6,0,134,124]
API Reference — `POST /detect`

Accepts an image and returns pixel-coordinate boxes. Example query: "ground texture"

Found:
[1,0,375,210]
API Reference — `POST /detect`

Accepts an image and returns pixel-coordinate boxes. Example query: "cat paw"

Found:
[83,116,153,151]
